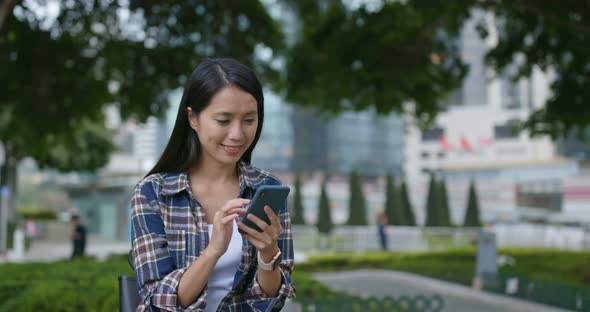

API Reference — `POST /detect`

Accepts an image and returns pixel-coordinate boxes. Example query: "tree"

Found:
[284,1,468,127]
[346,170,367,225]
[284,0,590,138]
[400,180,417,226]
[384,175,405,226]
[439,178,452,226]
[291,172,306,225]
[464,180,482,227]
[0,1,283,224]
[316,176,333,234]
[477,1,590,139]
[424,174,440,227]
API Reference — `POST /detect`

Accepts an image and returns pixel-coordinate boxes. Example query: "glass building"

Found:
[253,90,405,177]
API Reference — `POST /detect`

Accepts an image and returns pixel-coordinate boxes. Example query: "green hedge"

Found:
[299,248,590,288]
[1,248,588,311]
[495,248,590,287]
[17,208,57,220]
[299,249,477,286]
[0,256,132,312]
[0,256,339,311]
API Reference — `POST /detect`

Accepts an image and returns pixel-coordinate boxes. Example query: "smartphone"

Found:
[239,185,291,233]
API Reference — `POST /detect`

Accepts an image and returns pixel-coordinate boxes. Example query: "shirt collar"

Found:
[159,160,261,196]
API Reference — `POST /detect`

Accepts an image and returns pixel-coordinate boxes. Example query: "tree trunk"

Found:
[0,0,20,35]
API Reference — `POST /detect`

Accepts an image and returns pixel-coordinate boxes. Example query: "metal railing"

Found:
[482,273,590,311]
[297,294,444,312]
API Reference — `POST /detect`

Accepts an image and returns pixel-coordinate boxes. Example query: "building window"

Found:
[494,120,519,139]
[516,180,562,211]
[421,151,430,159]
[501,81,521,110]
[421,127,444,141]
[421,167,432,174]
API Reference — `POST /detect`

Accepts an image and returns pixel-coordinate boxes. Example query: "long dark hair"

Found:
[147,58,264,176]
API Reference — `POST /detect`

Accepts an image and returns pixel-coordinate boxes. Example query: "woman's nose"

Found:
[227,123,244,141]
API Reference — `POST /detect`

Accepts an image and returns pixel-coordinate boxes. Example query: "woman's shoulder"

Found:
[241,162,282,186]
[133,172,186,195]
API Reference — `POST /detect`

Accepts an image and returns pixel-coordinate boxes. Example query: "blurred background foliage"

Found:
[0,0,283,173]
[1,0,589,175]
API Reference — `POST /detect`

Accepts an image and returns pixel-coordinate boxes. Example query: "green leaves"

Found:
[284,1,469,125]
[0,1,283,172]
[285,0,590,137]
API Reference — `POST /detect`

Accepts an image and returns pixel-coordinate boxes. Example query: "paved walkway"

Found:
[312,269,572,312]
[2,236,131,263]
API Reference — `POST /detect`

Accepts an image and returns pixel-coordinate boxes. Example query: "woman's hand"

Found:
[207,198,249,258]
[237,205,282,261]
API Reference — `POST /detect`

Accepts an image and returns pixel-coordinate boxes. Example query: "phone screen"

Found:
[239,185,290,233]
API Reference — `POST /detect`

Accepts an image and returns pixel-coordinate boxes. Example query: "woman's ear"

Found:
[187,107,198,131]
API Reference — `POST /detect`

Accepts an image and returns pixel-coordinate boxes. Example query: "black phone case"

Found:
[239,185,290,233]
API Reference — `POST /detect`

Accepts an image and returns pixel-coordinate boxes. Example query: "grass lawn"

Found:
[297,248,590,288]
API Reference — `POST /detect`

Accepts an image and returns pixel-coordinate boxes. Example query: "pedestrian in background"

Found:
[70,214,86,259]
[377,211,388,251]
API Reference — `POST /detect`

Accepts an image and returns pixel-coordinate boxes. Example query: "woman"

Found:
[130,58,295,312]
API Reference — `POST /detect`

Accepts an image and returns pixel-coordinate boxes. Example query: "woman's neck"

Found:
[189,158,239,185]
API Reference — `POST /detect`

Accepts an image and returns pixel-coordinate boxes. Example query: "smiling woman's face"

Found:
[187,85,259,167]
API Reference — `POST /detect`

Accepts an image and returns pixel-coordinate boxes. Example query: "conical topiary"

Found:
[385,175,406,226]
[291,172,306,225]
[400,180,416,226]
[316,177,333,234]
[347,170,367,225]
[439,177,452,226]
[463,180,482,227]
[424,173,439,226]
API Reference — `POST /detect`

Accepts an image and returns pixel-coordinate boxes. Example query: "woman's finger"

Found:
[221,213,238,224]
[237,222,273,244]
[222,198,250,212]
[242,234,264,250]
[226,207,247,216]
[237,222,262,237]
[264,206,281,227]
[246,213,271,232]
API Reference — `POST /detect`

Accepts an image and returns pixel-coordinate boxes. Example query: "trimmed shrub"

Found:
[291,172,306,225]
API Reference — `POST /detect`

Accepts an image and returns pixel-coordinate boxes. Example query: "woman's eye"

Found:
[215,120,230,125]
[245,119,256,124]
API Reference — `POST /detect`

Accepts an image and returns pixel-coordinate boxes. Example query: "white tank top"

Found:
[204,220,242,312]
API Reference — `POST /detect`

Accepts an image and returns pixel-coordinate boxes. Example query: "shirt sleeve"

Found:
[243,198,296,310]
[131,183,205,312]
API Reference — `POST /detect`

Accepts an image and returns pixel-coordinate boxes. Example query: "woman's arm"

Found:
[176,198,250,308]
[176,246,220,308]
[255,246,282,296]
[237,205,293,297]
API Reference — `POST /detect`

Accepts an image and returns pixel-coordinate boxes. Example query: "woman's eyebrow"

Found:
[213,111,257,117]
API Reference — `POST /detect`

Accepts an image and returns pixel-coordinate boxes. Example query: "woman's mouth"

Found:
[221,144,242,155]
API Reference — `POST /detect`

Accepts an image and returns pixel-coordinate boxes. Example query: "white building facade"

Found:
[404,12,584,225]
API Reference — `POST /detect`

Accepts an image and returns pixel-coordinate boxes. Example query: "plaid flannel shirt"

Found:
[130,161,295,312]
